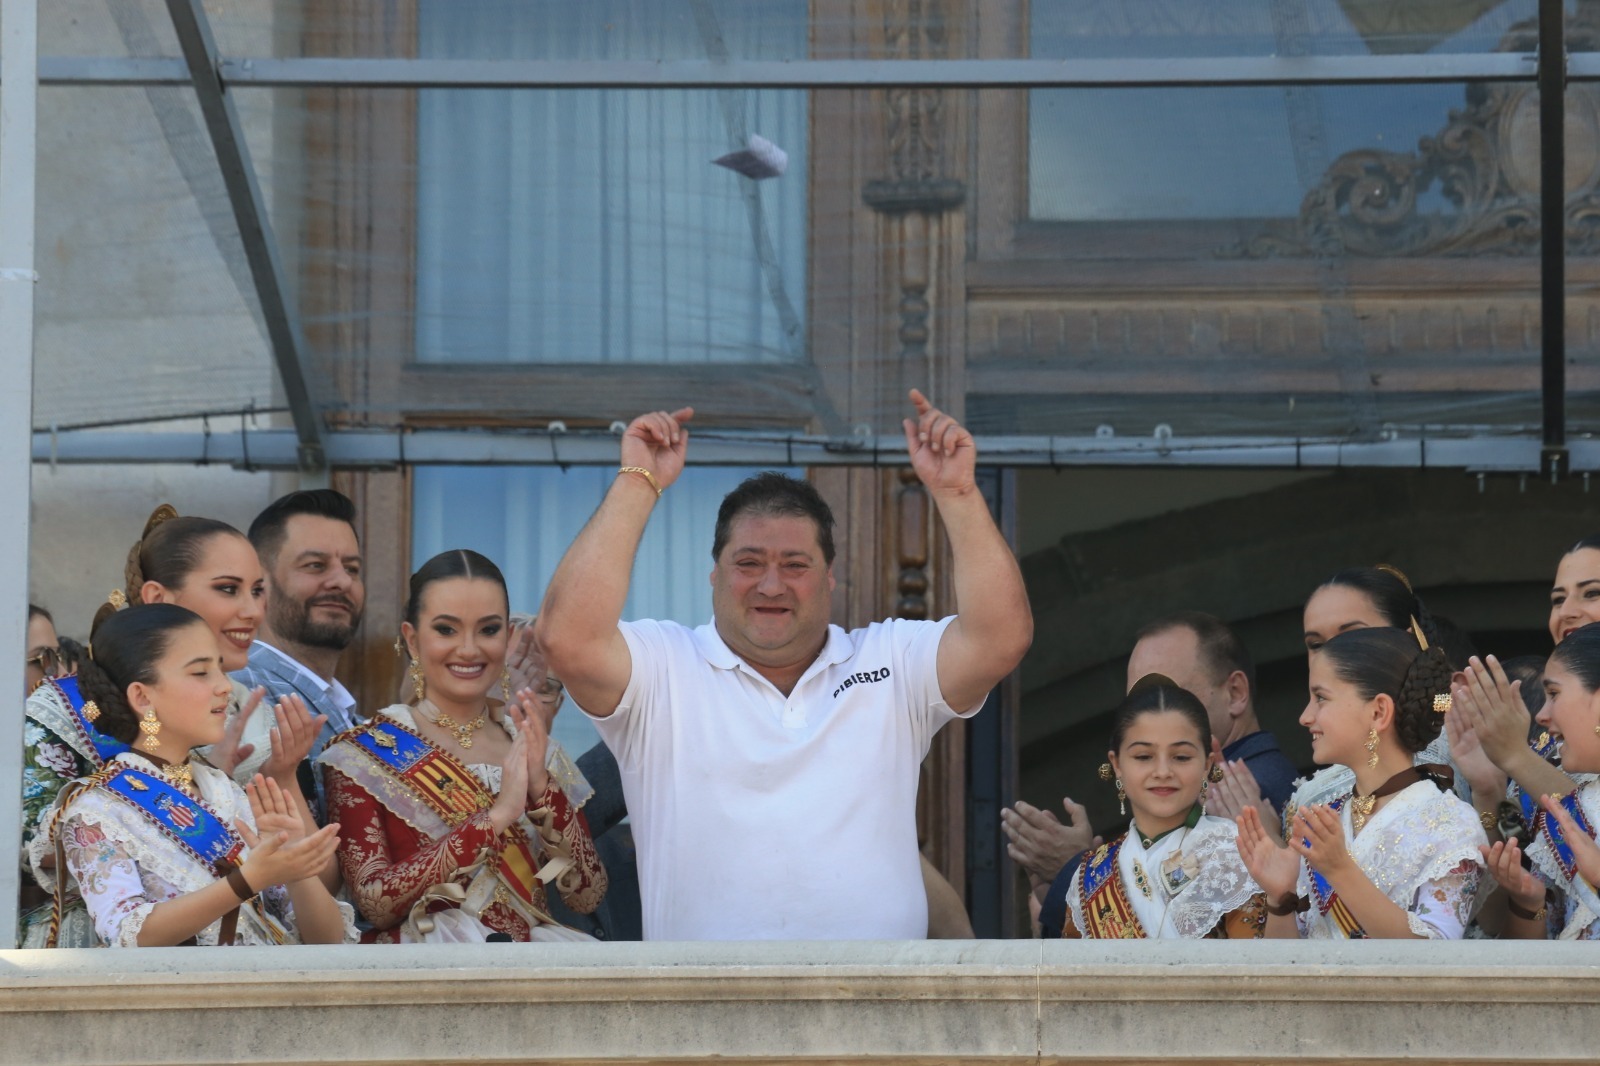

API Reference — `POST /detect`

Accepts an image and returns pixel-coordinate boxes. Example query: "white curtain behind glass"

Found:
[412,466,796,755]
[415,0,808,364]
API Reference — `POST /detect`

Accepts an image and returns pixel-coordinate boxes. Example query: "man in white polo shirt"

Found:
[536,390,1032,940]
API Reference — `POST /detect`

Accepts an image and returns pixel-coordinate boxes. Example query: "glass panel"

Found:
[43,0,179,58]
[412,465,796,756]
[1032,0,1537,60]
[35,86,277,430]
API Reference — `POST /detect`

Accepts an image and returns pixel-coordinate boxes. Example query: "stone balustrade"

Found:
[3,939,1598,1064]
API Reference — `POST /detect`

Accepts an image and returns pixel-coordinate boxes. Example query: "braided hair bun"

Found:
[121,505,245,603]
[1319,628,1453,755]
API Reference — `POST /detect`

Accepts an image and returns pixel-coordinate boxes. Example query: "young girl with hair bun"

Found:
[1238,628,1487,939]
[1058,674,1265,939]
[44,604,354,946]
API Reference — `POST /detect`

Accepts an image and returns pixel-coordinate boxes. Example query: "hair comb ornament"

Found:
[1432,693,1452,715]
[1097,762,1114,781]
[107,588,127,610]
[81,700,100,723]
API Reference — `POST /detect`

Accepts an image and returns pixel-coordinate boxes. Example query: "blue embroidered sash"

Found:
[1077,836,1145,939]
[47,675,129,767]
[1535,790,1596,883]
[1514,732,1567,830]
[96,764,244,873]
[1304,796,1368,939]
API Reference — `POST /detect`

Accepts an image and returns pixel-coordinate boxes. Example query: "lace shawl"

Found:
[1065,815,1261,939]
[1296,780,1486,940]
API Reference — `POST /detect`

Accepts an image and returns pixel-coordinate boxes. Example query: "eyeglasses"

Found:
[26,646,62,678]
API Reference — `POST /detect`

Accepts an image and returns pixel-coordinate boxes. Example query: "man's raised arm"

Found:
[534,408,693,719]
[903,389,1033,713]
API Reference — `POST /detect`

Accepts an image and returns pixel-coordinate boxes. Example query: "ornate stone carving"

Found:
[1233,10,1600,258]
[863,0,964,214]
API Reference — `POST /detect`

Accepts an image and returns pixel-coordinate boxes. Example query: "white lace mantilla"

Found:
[57,752,357,947]
[1526,777,1600,940]
[1296,780,1486,940]
[1283,735,1461,832]
[1066,814,1260,939]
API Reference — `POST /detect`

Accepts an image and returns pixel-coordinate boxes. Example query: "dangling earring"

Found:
[501,667,513,703]
[1199,780,1209,809]
[138,706,162,753]
[392,634,404,657]
[1116,779,1127,817]
[409,658,426,702]
[1365,728,1380,769]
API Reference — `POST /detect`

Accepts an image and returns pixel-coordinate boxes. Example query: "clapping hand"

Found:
[1541,794,1600,886]
[1453,656,1531,771]
[621,408,694,494]
[487,723,531,833]
[1235,805,1300,899]
[211,686,265,776]
[505,692,552,802]
[237,775,341,889]
[1205,738,1280,835]
[1001,798,1100,889]
[1479,838,1547,915]
[1289,804,1356,880]
[902,389,976,498]
[1444,700,1507,803]
[260,693,328,788]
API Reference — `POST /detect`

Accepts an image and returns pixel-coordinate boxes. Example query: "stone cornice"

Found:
[5,940,1600,1063]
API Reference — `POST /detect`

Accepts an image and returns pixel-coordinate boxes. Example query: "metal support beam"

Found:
[28,426,1600,474]
[8,52,1545,90]
[162,0,326,475]
[0,0,39,950]
[1540,0,1569,480]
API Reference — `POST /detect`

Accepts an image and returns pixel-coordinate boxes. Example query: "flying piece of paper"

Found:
[712,134,788,180]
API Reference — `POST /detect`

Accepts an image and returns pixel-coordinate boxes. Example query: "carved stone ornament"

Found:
[1232,10,1600,258]
[864,0,965,215]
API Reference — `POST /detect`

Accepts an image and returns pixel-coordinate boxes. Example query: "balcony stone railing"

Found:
[4,939,1599,1064]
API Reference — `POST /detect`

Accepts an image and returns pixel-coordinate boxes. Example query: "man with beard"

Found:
[233,489,366,762]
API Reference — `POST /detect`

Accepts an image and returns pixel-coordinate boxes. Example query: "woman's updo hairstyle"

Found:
[1564,533,1600,557]
[1548,621,1600,693]
[77,603,208,746]
[404,549,510,626]
[1318,563,1440,650]
[1317,628,1453,754]
[1109,673,1213,754]
[124,504,245,603]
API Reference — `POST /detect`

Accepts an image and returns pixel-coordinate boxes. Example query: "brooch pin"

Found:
[1131,860,1154,899]
[1161,851,1200,895]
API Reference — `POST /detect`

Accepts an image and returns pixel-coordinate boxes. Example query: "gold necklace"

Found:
[1350,793,1377,832]
[424,703,489,749]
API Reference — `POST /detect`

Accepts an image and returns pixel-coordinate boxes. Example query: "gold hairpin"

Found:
[107,588,127,610]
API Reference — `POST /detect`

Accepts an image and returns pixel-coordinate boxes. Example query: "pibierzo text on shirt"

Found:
[832,667,891,699]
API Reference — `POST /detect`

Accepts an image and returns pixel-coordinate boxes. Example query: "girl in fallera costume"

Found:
[1060,676,1266,940]
[1238,628,1487,939]
[45,604,354,946]
[21,506,330,947]
[1479,622,1600,940]
[319,549,607,943]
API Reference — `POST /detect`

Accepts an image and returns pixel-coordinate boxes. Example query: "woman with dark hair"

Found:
[1479,622,1600,939]
[319,549,607,942]
[42,603,352,946]
[1056,675,1264,939]
[1237,628,1486,938]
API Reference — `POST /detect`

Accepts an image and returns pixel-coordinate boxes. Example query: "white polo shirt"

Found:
[582,615,978,941]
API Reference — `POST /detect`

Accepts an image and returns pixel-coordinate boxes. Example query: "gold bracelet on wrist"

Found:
[617,466,663,497]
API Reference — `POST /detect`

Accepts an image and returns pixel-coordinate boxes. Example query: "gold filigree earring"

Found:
[1365,728,1380,769]
[138,706,162,753]
[409,658,426,702]
[1116,779,1127,817]
[392,634,404,657]
[501,668,513,702]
